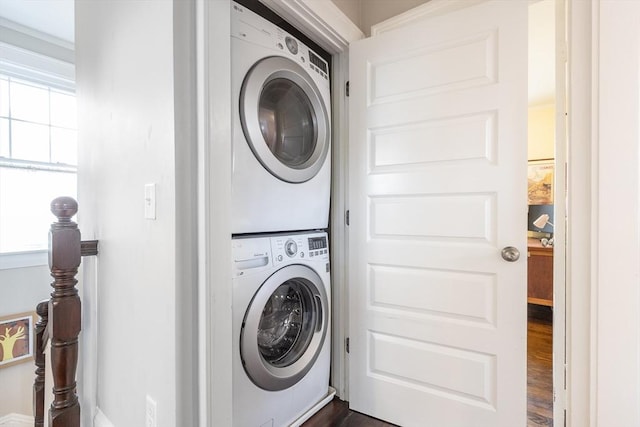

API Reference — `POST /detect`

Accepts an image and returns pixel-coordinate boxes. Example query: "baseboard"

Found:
[94,408,115,427]
[0,413,34,427]
[290,386,337,427]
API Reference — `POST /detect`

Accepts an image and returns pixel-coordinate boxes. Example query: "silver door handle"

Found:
[501,246,520,262]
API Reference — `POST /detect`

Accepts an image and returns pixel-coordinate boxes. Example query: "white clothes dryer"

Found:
[231,2,331,235]
[232,231,331,426]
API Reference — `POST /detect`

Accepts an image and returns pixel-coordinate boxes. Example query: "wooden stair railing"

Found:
[33,197,98,427]
[33,301,48,427]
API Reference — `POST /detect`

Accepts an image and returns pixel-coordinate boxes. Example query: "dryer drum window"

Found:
[240,56,330,184]
[258,79,317,168]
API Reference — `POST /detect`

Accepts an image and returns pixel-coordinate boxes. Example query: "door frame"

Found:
[198,0,596,425]
[551,0,567,422]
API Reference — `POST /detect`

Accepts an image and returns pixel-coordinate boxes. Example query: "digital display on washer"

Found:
[309,51,327,74]
[308,236,327,250]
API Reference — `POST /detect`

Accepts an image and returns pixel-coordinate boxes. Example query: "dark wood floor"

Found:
[527,304,553,427]
[304,304,553,427]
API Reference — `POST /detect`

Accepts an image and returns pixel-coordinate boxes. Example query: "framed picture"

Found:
[528,159,554,205]
[0,311,35,368]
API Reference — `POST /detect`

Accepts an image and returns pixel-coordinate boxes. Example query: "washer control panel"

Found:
[233,232,329,276]
[271,232,328,266]
[284,239,298,257]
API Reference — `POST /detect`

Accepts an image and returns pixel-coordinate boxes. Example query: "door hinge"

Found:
[346,337,350,353]
[346,81,350,97]
[345,210,350,226]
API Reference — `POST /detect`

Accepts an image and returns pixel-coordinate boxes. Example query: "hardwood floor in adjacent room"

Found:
[304,304,553,427]
[527,303,554,427]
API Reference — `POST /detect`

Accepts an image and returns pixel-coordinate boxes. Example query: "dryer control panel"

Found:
[231,1,330,85]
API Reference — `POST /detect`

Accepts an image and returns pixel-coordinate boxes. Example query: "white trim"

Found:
[329,49,349,400]
[0,413,33,427]
[566,0,594,424]
[371,0,486,36]
[196,1,212,424]
[78,256,99,427]
[198,1,233,426]
[552,0,568,422]
[0,18,74,51]
[258,0,364,54]
[592,0,640,423]
[94,408,115,427]
[290,386,336,426]
[0,158,77,173]
[0,250,47,270]
[0,42,75,91]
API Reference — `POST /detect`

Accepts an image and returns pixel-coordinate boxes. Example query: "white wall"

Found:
[361,0,427,36]
[330,0,427,36]
[0,265,50,417]
[75,1,196,425]
[595,0,640,424]
[528,104,555,160]
[331,0,361,29]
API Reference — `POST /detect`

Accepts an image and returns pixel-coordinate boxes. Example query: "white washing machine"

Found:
[232,231,332,426]
[231,2,332,235]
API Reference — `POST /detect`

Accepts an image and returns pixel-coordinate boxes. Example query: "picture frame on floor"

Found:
[0,311,35,368]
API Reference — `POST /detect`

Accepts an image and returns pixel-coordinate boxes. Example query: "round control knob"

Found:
[285,36,298,54]
[285,239,298,257]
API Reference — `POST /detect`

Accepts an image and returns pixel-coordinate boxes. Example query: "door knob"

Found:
[501,246,520,262]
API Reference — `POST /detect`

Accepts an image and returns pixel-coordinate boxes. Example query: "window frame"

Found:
[0,38,75,270]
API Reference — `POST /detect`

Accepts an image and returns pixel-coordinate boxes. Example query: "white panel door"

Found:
[348,1,528,426]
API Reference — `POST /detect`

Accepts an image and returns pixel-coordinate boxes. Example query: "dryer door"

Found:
[240,264,328,391]
[240,56,330,183]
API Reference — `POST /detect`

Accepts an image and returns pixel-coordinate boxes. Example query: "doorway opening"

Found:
[527,0,565,425]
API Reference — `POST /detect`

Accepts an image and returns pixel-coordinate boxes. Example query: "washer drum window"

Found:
[240,264,328,391]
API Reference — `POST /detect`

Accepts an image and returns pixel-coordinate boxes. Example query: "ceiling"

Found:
[0,0,74,42]
[0,0,554,105]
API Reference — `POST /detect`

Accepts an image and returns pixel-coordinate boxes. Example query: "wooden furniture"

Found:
[527,238,553,306]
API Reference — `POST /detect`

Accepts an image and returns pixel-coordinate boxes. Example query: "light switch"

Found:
[144,183,156,220]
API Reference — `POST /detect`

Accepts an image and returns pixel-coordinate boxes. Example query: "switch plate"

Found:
[146,395,157,427]
[144,183,156,220]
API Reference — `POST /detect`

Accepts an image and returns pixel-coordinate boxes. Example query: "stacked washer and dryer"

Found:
[230,2,333,426]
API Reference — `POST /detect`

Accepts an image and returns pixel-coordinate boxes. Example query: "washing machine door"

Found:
[240,56,330,183]
[240,264,328,391]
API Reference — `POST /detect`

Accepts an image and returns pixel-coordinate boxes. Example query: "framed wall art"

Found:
[528,159,554,205]
[0,311,35,368]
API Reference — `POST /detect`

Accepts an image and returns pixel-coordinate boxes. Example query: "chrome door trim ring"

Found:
[240,56,330,183]
[240,264,328,391]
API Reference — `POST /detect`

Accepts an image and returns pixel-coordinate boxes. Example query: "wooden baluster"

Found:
[48,197,81,427]
[33,300,48,427]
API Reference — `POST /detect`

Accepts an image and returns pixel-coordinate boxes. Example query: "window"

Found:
[0,47,77,259]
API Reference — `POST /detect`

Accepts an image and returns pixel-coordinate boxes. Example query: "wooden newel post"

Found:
[48,196,81,427]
